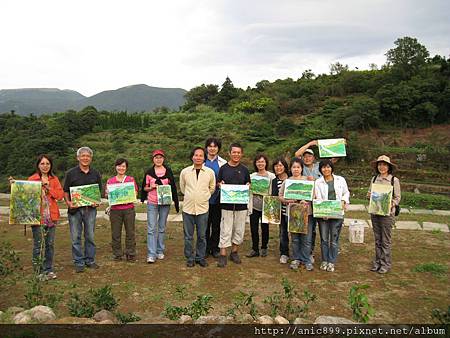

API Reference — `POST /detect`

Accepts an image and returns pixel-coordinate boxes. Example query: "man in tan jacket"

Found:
[180,147,216,267]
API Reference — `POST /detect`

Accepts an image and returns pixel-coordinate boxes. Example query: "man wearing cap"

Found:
[64,147,102,273]
[180,147,216,267]
[204,137,227,258]
[368,155,401,274]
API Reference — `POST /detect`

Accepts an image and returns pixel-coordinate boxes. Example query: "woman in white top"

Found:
[314,159,349,272]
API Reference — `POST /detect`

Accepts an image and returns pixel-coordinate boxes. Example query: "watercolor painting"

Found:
[107,182,136,206]
[262,196,281,224]
[251,175,270,196]
[313,200,344,219]
[288,203,309,234]
[220,184,250,204]
[318,138,347,158]
[70,184,101,207]
[9,180,42,225]
[283,179,314,201]
[157,185,173,205]
[368,183,393,216]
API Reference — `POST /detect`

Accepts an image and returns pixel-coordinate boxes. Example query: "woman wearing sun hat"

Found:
[368,155,401,274]
[140,149,179,263]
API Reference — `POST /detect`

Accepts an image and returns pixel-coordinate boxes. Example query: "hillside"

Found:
[0,85,187,115]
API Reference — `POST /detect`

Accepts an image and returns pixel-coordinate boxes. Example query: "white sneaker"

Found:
[326,263,335,272]
[147,256,156,263]
[289,260,300,270]
[279,255,289,264]
[37,273,48,281]
[156,253,165,260]
[47,272,57,279]
[320,262,328,270]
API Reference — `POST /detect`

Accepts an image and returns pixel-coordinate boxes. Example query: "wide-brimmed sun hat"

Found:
[371,155,397,169]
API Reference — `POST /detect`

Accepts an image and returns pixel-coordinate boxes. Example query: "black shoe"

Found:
[126,255,136,262]
[197,259,208,267]
[246,250,259,258]
[261,249,268,257]
[186,260,195,267]
[230,252,242,264]
[217,255,227,268]
[212,251,220,258]
[75,266,85,273]
[86,263,99,269]
[370,266,380,272]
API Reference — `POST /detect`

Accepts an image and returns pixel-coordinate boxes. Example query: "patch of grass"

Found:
[412,263,448,277]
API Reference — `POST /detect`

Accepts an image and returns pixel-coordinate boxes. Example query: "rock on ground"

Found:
[13,312,32,324]
[99,319,114,324]
[93,309,117,323]
[293,317,310,324]
[194,315,224,324]
[237,313,255,324]
[178,315,192,324]
[274,315,289,324]
[314,316,356,324]
[258,315,274,324]
[29,305,56,323]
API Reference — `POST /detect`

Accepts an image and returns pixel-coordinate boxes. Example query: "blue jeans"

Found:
[147,204,170,258]
[32,225,56,273]
[291,215,314,264]
[183,211,208,262]
[318,218,343,264]
[68,207,97,267]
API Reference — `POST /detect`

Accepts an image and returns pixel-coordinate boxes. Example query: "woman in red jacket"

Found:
[27,154,64,280]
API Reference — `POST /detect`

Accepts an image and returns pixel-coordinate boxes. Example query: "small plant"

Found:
[0,241,21,277]
[431,306,450,324]
[225,291,259,319]
[349,284,374,323]
[67,291,95,318]
[162,294,214,320]
[263,278,316,321]
[412,263,448,277]
[116,311,141,324]
[90,285,118,311]
[175,285,188,300]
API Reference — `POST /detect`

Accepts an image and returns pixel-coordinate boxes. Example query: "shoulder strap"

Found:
[391,176,395,186]
[372,176,377,183]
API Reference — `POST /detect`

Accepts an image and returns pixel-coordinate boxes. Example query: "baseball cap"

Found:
[304,149,315,156]
[152,149,165,157]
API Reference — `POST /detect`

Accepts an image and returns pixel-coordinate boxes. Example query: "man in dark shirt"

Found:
[217,143,250,267]
[63,147,102,273]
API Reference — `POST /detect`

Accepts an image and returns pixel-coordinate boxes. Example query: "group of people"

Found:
[11,138,401,280]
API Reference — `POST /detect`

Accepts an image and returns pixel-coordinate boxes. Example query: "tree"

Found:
[330,62,349,75]
[213,77,239,111]
[385,36,429,80]
[182,84,219,111]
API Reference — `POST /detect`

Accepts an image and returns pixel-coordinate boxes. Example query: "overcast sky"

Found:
[1,0,449,96]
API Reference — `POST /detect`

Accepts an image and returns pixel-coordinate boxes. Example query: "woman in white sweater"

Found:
[314,159,350,272]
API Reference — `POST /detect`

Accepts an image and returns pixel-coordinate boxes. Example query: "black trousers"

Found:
[250,209,269,252]
[206,204,221,254]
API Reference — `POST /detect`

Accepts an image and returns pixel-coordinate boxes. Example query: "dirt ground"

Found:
[0,216,449,324]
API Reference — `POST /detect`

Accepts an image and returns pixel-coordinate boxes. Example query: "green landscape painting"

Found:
[9,180,42,225]
[313,199,344,219]
[262,196,281,224]
[318,138,347,158]
[283,179,314,201]
[157,185,173,205]
[368,183,393,216]
[70,184,101,207]
[251,175,270,195]
[220,184,250,204]
[288,203,309,234]
[107,182,136,206]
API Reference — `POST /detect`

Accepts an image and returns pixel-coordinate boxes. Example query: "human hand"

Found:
[8,176,15,185]
[307,176,314,181]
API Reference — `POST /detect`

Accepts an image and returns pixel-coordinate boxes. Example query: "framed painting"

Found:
[318,138,347,158]
[70,184,101,207]
[107,182,136,206]
[283,179,314,201]
[368,183,393,216]
[262,196,281,224]
[220,184,250,204]
[9,180,42,225]
[251,175,270,196]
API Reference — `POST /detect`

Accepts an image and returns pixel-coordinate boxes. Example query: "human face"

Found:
[274,162,286,176]
[303,153,314,166]
[115,162,127,176]
[153,154,164,167]
[207,143,219,158]
[321,165,333,179]
[229,147,242,164]
[38,157,51,175]
[192,149,205,166]
[78,152,92,167]
[291,162,303,177]
[255,157,267,172]
[377,162,389,175]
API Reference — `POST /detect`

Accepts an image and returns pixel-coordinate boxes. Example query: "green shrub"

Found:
[162,294,214,320]
[67,291,95,318]
[225,291,259,319]
[91,285,118,312]
[116,312,141,324]
[67,285,119,318]
[432,306,450,324]
[349,284,374,323]
[0,242,21,277]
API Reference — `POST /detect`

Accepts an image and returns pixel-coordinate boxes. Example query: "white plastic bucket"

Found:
[349,220,365,244]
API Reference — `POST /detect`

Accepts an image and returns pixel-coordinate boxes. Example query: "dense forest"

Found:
[1,37,449,195]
